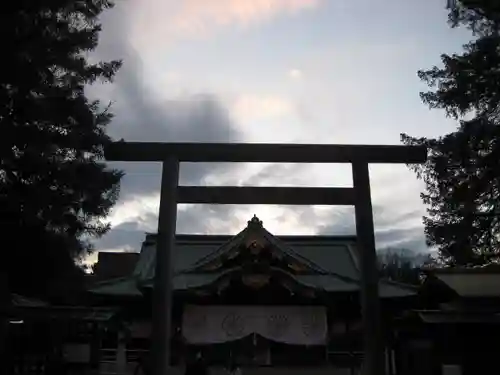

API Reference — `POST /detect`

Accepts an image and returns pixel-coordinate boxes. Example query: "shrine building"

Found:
[89,216,416,375]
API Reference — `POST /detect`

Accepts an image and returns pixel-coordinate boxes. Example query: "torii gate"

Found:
[105,142,427,375]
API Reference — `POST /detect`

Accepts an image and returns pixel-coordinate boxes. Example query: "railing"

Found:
[99,366,360,375]
[98,348,364,375]
[100,347,150,375]
[9,354,47,374]
[328,351,364,368]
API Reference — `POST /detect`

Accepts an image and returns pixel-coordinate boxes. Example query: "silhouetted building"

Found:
[89,216,416,375]
[395,266,500,375]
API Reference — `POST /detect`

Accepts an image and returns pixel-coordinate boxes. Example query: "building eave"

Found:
[87,277,143,297]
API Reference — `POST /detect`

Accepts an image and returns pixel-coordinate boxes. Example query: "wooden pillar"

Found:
[352,161,385,375]
[151,157,179,375]
[116,330,127,374]
[89,323,100,370]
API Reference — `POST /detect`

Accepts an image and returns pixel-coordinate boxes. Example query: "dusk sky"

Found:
[86,0,472,262]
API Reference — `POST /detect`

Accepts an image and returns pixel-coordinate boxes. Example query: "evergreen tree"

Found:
[402,0,500,266]
[0,1,123,298]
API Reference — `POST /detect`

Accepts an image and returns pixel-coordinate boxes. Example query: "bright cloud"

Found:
[107,194,161,229]
[288,68,302,79]
[231,94,294,121]
[172,0,320,35]
[125,0,321,48]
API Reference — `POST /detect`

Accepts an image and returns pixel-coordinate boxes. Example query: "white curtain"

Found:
[182,305,327,345]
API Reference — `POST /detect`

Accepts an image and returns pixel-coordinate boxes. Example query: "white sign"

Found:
[182,305,327,345]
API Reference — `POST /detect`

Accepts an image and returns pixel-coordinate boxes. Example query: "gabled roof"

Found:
[185,215,331,275]
[133,221,360,281]
[417,310,500,324]
[10,305,118,322]
[432,270,500,298]
[89,216,416,299]
[88,277,143,297]
[11,294,48,307]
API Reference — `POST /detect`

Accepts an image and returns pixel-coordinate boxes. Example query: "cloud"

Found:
[96,160,426,255]
[175,0,319,30]
[315,204,427,252]
[86,5,248,252]
[288,69,302,79]
[127,0,321,44]
[93,214,157,253]
[95,163,317,254]
[96,202,426,255]
[94,204,244,253]
[85,1,427,258]
[106,90,242,199]
[230,94,294,122]
[89,17,243,201]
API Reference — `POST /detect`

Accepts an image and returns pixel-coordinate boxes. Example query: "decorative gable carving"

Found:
[191,215,321,275]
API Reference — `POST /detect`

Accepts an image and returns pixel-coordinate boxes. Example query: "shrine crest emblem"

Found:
[222,312,245,337]
[266,314,290,337]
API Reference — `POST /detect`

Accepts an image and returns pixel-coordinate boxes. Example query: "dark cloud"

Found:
[95,205,240,252]
[102,54,242,199]
[87,4,242,203]
[95,195,426,254]
[374,226,426,251]
[94,221,146,252]
[316,204,426,252]
[85,4,245,252]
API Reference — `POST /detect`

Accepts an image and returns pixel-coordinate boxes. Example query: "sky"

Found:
[86,0,473,262]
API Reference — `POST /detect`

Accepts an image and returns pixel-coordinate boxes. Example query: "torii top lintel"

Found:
[104,142,427,164]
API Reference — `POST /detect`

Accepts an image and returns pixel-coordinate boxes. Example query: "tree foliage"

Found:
[377,248,433,285]
[0,0,122,298]
[402,0,500,266]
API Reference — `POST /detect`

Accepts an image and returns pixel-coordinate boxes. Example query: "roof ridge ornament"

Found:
[247,214,263,228]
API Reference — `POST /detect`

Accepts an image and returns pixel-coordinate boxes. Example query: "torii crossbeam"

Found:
[105,142,427,375]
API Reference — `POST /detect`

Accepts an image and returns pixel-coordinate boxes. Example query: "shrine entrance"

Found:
[105,142,427,375]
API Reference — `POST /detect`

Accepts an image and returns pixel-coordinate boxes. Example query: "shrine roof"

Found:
[88,277,143,297]
[8,305,118,322]
[138,273,414,298]
[89,216,416,298]
[431,272,500,298]
[89,272,415,298]
[134,233,360,280]
[416,310,500,324]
